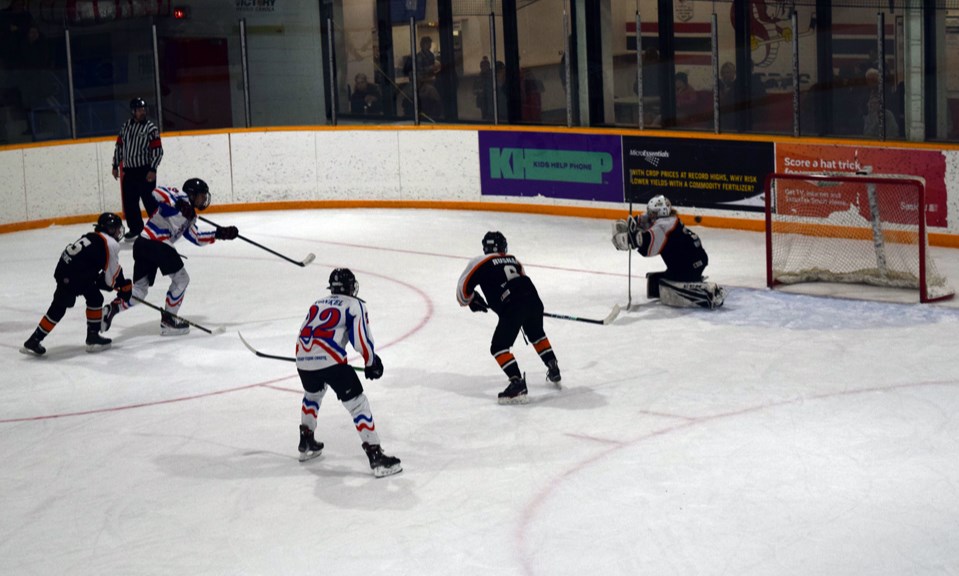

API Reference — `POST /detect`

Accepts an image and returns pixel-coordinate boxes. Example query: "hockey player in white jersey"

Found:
[101,178,239,335]
[612,195,725,309]
[294,268,402,477]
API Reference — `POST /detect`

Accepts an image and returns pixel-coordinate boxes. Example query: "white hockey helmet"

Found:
[646,195,672,219]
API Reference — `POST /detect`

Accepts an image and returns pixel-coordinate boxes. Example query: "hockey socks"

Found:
[344,394,380,446]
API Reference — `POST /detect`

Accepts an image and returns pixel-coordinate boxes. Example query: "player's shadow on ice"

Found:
[395,368,607,410]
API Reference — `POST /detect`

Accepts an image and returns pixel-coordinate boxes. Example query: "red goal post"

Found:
[764,172,954,303]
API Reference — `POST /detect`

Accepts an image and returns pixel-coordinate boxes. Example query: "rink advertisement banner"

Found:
[622,136,773,211]
[775,143,948,228]
[479,131,624,203]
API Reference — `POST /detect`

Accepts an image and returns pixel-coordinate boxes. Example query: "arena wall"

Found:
[1,126,958,246]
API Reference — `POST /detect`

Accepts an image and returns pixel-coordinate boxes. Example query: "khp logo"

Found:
[489,148,614,184]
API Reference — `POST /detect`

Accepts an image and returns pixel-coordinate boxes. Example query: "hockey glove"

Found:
[628,214,652,232]
[176,199,196,220]
[116,278,133,303]
[214,226,239,240]
[468,293,489,313]
[365,354,384,380]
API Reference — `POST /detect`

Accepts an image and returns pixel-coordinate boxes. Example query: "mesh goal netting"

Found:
[765,173,954,303]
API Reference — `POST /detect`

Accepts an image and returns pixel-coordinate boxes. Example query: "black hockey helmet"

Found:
[482,231,507,254]
[328,268,359,296]
[94,212,125,242]
[130,97,147,112]
[182,178,211,210]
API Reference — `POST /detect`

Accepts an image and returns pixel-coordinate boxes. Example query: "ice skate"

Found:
[498,376,529,405]
[160,311,190,336]
[363,442,402,478]
[298,425,324,462]
[20,336,46,356]
[85,332,112,353]
[546,359,562,388]
[101,301,119,333]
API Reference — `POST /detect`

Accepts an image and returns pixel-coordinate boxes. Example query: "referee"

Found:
[112,98,163,240]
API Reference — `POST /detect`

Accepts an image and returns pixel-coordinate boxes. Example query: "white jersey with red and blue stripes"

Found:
[140,186,216,247]
[295,294,376,371]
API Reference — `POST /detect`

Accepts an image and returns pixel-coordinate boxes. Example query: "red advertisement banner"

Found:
[774,143,948,228]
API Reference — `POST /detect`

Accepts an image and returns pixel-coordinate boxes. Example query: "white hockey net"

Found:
[765,173,954,303]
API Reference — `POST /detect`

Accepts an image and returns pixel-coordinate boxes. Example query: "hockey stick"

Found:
[237,331,364,372]
[543,304,621,325]
[197,216,316,267]
[131,296,225,335]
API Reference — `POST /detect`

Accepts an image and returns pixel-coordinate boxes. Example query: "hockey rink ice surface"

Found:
[2,209,959,576]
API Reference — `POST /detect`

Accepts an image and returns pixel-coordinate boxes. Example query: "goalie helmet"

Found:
[182,178,211,210]
[482,231,507,255]
[94,212,125,242]
[646,195,672,219]
[328,268,359,296]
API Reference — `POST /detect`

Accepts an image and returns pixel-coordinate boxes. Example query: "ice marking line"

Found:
[564,433,625,446]
[2,266,434,424]
[517,378,959,576]
[0,377,294,424]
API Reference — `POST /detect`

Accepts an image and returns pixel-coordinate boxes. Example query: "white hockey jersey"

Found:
[141,186,216,246]
[295,294,376,371]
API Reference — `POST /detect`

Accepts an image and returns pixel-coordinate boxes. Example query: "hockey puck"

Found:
[694,216,702,223]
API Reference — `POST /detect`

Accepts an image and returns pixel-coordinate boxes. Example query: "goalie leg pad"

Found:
[659,280,726,309]
[646,271,666,299]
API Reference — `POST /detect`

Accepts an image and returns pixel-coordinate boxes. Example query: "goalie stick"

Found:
[198,216,316,267]
[237,331,364,372]
[543,304,621,325]
[131,296,225,335]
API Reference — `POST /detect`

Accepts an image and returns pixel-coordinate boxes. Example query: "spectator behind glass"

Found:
[863,94,899,139]
[473,56,493,120]
[412,36,442,119]
[674,71,697,125]
[349,73,382,115]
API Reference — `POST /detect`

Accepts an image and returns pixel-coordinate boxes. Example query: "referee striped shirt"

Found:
[112,118,163,171]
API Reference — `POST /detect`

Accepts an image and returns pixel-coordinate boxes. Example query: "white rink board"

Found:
[316,130,401,199]
[397,130,479,201]
[4,130,959,238]
[0,149,27,223]
[23,143,103,220]
[159,134,234,205]
[231,131,318,203]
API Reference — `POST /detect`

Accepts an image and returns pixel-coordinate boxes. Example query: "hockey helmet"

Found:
[328,268,359,296]
[94,212,125,242]
[646,195,672,219]
[182,178,211,210]
[482,231,507,255]
[130,97,147,112]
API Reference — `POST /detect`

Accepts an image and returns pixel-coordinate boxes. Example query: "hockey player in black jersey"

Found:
[457,231,561,405]
[20,213,133,356]
[612,195,725,309]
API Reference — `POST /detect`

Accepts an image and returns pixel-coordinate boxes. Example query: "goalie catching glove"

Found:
[215,226,239,240]
[468,293,489,313]
[365,354,384,380]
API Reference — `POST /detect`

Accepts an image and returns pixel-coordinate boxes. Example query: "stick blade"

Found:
[211,325,226,335]
[300,253,316,267]
[602,304,622,325]
[237,331,257,353]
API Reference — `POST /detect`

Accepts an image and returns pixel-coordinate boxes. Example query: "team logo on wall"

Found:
[675,0,694,23]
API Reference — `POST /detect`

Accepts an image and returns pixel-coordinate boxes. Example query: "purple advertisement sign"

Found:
[479,131,624,203]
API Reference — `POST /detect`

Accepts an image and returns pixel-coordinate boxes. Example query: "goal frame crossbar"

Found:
[764,172,952,303]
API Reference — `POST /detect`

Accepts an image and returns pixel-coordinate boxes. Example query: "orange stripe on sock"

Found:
[533,338,552,354]
[39,317,56,332]
[495,352,515,367]
[86,308,103,321]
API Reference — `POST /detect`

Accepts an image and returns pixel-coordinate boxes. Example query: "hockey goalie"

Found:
[612,195,725,309]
